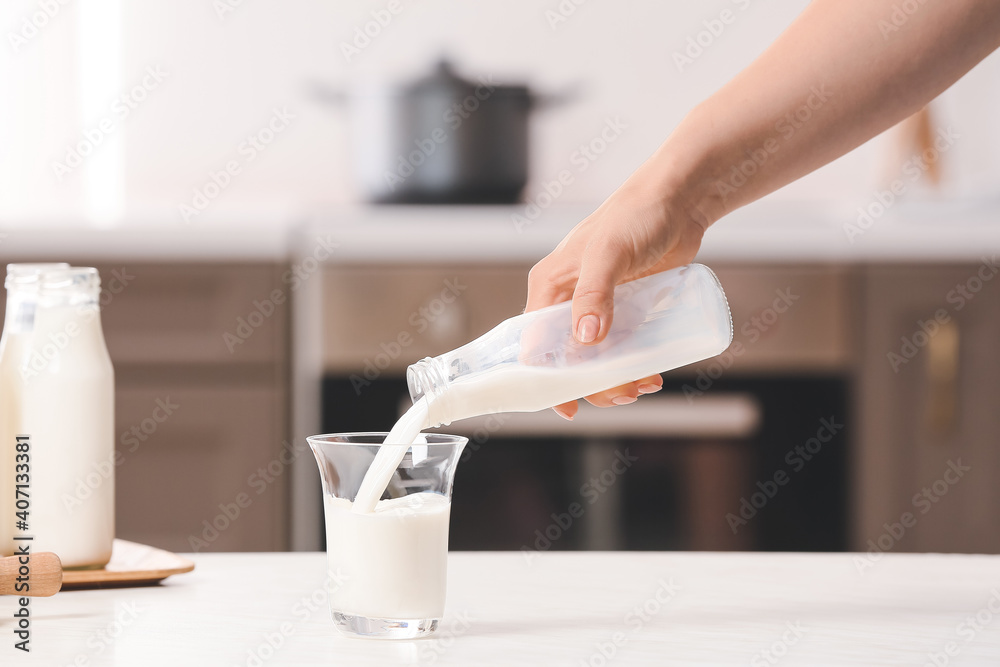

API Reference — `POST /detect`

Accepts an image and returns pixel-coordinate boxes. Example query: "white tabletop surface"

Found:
[6,551,1000,666]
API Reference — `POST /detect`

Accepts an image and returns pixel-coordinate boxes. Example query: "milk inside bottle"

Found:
[0,266,115,568]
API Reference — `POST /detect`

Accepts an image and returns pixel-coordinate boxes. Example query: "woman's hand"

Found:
[525,166,711,420]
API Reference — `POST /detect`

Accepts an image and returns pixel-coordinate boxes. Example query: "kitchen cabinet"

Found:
[99,263,287,364]
[321,264,530,373]
[113,378,288,552]
[105,263,291,552]
[856,263,1000,553]
[320,263,856,377]
[704,265,855,374]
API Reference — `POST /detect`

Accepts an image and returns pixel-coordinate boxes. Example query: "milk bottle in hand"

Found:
[352,263,732,513]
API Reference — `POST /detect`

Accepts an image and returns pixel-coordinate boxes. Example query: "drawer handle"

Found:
[432,393,761,439]
[926,319,959,436]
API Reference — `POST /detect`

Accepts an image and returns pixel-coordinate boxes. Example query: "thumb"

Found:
[571,245,628,345]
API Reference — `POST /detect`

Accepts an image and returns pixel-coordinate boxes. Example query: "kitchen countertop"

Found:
[297,200,1000,264]
[10,551,1000,666]
[2,199,998,263]
[0,220,293,262]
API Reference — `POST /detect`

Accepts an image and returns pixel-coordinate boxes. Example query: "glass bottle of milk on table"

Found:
[0,265,115,568]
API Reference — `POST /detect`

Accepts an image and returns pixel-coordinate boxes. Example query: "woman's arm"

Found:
[662,0,1000,223]
[530,0,1000,419]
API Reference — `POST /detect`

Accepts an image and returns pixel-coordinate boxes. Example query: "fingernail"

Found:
[553,406,574,421]
[576,315,600,344]
[638,384,662,394]
[612,396,637,406]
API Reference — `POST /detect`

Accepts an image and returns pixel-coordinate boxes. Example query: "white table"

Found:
[7,551,1000,666]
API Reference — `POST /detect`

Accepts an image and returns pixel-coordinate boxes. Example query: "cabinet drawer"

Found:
[322,265,529,373]
[114,381,288,552]
[856,264,1000,553]
[322,264,853,375]
[687,265,855,374]
[98,263,287,365]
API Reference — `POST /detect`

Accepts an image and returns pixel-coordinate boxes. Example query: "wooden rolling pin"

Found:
[1,552,63,597]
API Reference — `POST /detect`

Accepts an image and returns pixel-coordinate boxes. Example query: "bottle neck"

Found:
[406,356,448,403]
[406,356,454,427]
[36,288,100,310]
[5,284,100,325]
[3,287,37,335]
[4,267,101,323]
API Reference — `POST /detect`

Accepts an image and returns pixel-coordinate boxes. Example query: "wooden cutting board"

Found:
[61,539,194,590]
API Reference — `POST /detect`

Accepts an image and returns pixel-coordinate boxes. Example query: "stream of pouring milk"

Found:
[351,398,430,514]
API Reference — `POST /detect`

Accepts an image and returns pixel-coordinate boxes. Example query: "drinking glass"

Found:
[307,432,466,639]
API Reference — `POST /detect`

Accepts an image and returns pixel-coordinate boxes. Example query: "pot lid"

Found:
[404,59,528,98]
[405,59,477,95]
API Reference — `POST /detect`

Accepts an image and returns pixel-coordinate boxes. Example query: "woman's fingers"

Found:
[525,256,576,313]
[552,400,579,421]
[550,374,662,419]
[552,379,657,418]
[582,381,641,408]
[582,374,663,408]
[635,373,664,395]
[571,237,630,345]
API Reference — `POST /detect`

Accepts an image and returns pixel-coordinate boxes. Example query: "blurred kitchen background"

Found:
[2,0,999,556]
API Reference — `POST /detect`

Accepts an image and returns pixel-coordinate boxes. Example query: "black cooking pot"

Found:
[315,60,569,204]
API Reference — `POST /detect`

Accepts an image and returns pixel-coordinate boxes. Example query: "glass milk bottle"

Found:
[406,263,733,428]
[0,266,115,568]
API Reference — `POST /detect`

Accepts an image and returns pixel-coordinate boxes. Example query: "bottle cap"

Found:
[4,263,71,289]
[38,267,101,293]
